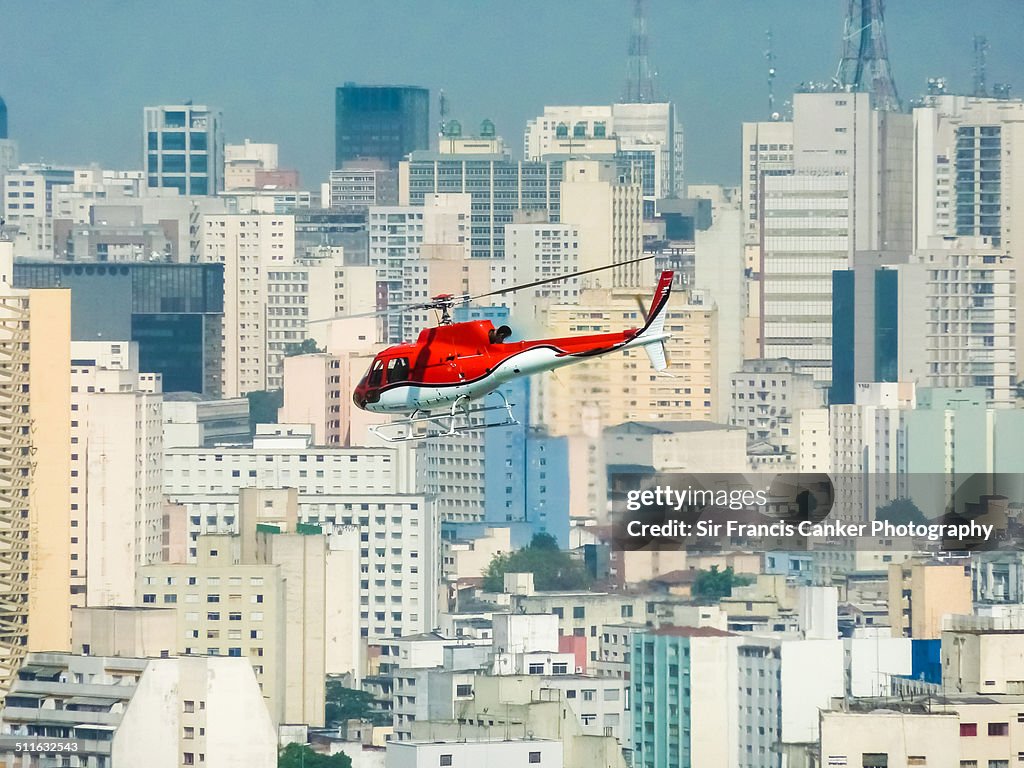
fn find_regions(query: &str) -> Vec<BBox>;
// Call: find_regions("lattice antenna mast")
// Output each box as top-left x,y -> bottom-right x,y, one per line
973,34 -> 989,97
834,0 -> 901,111
766,29 -> 778,119
623,0 -> 656,103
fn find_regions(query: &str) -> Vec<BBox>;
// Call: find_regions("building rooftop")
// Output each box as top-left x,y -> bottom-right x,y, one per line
648,626 -> 735,638
606,420 -> 742,435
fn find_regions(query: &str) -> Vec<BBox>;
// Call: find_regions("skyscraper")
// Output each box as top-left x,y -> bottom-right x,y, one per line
144,104 -> 223,195
334,84 -> 429,169
0,95 -> 7,139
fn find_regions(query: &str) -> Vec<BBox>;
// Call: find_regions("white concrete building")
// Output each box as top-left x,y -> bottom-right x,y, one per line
913,236 -> 1017,405
560,160 -> 645,289
741,121 -> 795,247
760,170 -> 851,384
387,738 -> 562,768
201,212 -> 293,396
729,358 -> 825,466
69,341 -> 164,609
144,104 -> 223,196
525,102 -> 684,199
504,221 -> 581,326
162,393 -> 249,448
0,652 -> 276,768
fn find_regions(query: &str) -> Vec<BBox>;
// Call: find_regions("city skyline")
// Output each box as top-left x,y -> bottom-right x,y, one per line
3,0 -> 1023,186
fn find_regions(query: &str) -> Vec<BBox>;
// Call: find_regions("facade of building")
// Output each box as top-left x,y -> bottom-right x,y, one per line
144,104 -> 223,195
0,652 -> 276,768
0,249 -> 73,689
631,627 -> 740,768
2,164 -> 76,255
14,260 -> 225,396
760,170 -> 851,384
888,560 -> 973,639
399,149 -> 563,260
728,358 -> 824,464
69,341 -> 164,609
335,84 -> 430,169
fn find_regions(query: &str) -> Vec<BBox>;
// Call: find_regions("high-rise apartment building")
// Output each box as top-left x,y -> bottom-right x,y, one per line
631,627 -> 740,768
14,260 -> 225,396
0,652 -> 277,767
335,84 -> 429,169
0,239 -> 72,693
69,341 -> 164,608
728,358 -> 825,464
2,164 -> 75,255
760,170 -> 851,384
560,160 -> 644,289
144,104 -> 223,195
541,287 -> 717,435
400,148 -> 563,260
329,160 -> 398,208
525,103 -> 684,202
740,121 -> 794,247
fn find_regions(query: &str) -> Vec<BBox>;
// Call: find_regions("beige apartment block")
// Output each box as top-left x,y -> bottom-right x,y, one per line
888,559 -> 973,639
540,287 -> 717,436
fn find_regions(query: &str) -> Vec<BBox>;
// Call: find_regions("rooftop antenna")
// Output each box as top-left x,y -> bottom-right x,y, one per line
973,34 -> 989,97
766,29 -> 779,120
834,0 -> 901,111
438,89 -> 450,136
623,0 -> 656,103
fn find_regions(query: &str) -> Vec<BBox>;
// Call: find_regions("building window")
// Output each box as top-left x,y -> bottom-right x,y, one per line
988,722 -> 1009,736
184,700 -> 195,713
529,752 -> 542,764
572,606 -> 585,619
960,723 -> 977,737
455,684 -> 472,697
861,755 -> 887,768
440,755 -> 452,767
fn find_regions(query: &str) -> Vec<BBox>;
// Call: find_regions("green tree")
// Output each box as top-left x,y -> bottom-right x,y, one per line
875,498 -> 928,525
279,743 -> 351,768
692,566 -> 752,601
325,681 -> 389,727
482,533 -> 591,592
246,389 -> 283,432
284,338 -> 324,357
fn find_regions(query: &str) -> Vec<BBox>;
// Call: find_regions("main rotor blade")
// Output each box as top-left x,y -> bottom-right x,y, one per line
308,299 -> 447,324
466,254 -> 657,302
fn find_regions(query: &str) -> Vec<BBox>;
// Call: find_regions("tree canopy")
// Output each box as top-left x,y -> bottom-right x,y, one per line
325,681 -> 389,727
875,497 -> 928,526
246,389 -> 283,432
279,743 -> 351,768
284,338 -> 324,357
692,566 -> 752,601
482,533 -> 591,592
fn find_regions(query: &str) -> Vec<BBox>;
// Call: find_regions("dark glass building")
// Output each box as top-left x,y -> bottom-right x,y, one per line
334,84 -> 429,169
13,261 -> 224,396
0,95 -> 7,139
830,267 -> 900,405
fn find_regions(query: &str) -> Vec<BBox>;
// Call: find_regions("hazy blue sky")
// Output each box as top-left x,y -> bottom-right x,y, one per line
3,1 -> 1023,186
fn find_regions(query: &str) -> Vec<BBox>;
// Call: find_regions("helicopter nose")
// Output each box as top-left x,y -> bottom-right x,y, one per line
353,390 -> 366,409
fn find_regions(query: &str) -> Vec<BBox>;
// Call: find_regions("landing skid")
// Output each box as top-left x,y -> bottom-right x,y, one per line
369,392 -> 518,443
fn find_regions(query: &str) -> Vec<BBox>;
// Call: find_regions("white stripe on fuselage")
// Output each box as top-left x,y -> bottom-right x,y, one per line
364,332 -> 669,415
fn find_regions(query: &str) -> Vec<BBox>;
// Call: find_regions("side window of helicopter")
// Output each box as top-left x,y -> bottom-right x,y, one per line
386,357 -> 410,383
367,359 -> 384,388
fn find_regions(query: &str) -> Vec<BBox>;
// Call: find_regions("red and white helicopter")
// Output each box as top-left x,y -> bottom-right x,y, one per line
338,258 -> 674,442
